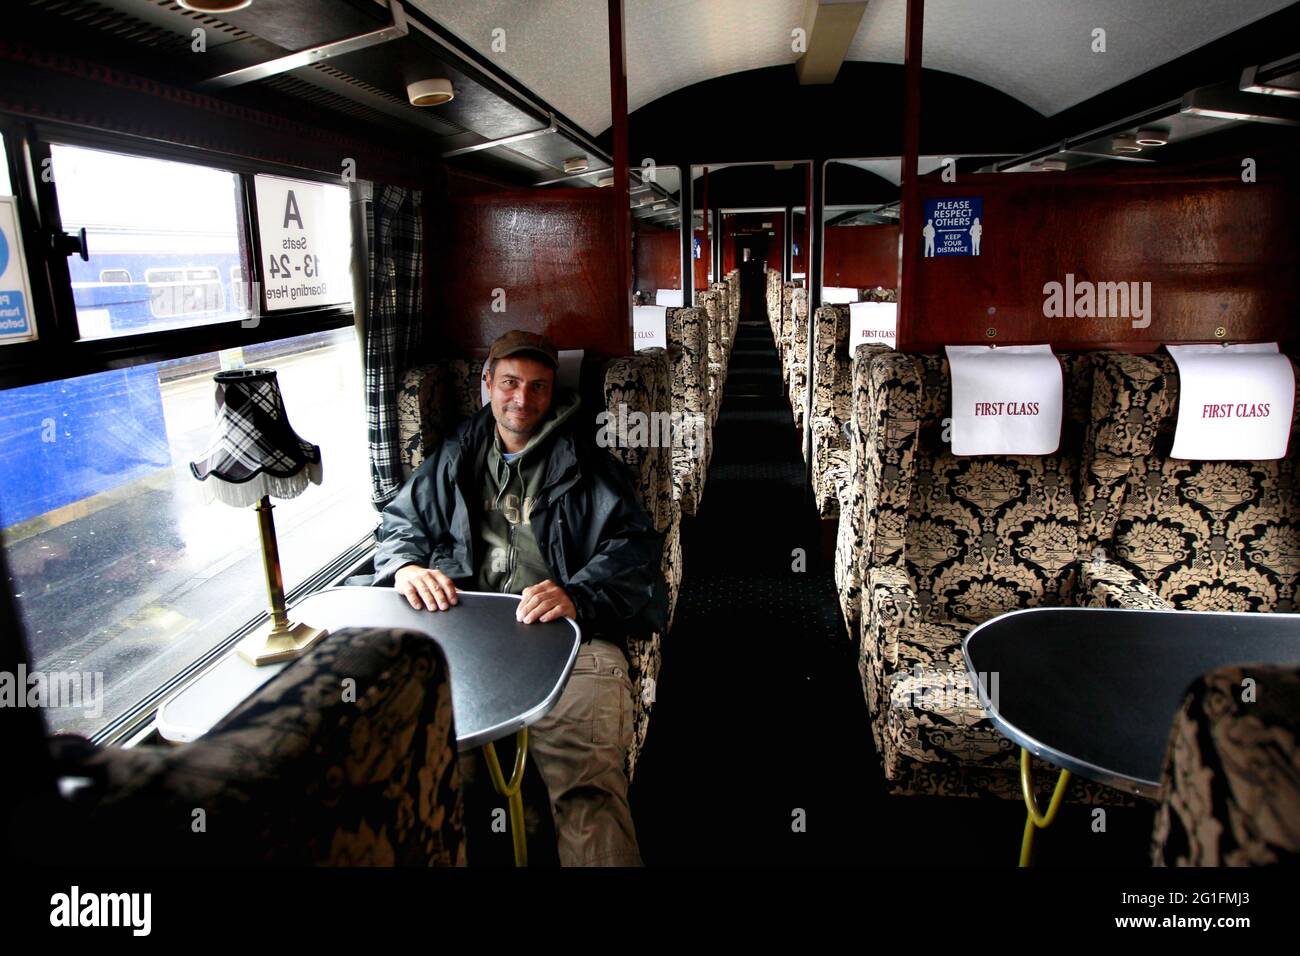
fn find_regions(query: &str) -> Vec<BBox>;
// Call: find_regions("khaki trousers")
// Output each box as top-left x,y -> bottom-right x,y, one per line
527,638 -> 643,866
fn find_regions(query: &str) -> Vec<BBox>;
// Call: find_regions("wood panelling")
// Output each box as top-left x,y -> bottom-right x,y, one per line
634,225 -> 681,295
823,225 -> 899,289
434,188 -> 628,356
901,164 -> 1300,352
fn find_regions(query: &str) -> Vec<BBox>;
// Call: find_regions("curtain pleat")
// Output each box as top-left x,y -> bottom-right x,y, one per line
365,185 -> 424,509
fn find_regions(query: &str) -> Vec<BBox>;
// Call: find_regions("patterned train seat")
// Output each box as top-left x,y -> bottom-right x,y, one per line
858,350 -> 1125,801
1079,350 -> 1300,612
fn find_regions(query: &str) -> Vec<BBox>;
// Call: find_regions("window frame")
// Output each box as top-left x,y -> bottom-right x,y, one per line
0,117 -> 379,745
0,117 -> 361,390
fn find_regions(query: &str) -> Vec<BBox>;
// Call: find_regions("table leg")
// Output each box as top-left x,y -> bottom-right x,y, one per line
483,727 -> 529,867
1018,746 -> 1071,867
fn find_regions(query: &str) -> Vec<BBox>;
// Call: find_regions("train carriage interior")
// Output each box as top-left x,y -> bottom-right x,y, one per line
2,0 -> 1300,930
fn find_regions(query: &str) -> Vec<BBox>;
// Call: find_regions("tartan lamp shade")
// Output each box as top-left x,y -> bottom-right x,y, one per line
190,368 -> 323,508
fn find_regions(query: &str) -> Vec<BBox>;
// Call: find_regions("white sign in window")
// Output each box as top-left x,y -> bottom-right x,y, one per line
0,197 -> 36,344
254,175 -> 352,312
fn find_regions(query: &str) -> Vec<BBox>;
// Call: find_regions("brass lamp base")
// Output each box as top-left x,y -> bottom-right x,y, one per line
235,620 -> 329,666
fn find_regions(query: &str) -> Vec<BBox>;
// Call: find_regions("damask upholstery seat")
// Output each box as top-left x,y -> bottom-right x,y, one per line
603,349 -> 681,780
810,304 -> 853,515
712,280 -> 733,379
784,288 -> 810,431
56,626 -> 465,866
765,268 -> 782,339
1153,662 -> 1300,866
698,289 -> 725,426
833,342 -> 895,640
778,282 -> 796,367
859,351 -> 1123,800
667,305 -> 711,515
398,357 -> 485,477
1078,351 -> 1300,612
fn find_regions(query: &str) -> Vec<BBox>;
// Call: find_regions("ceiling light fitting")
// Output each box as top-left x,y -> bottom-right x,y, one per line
407,78 -> 454,107
177,0 -> 254,11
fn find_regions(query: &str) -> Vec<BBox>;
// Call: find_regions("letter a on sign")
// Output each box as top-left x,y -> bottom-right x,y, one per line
283,190 -> 304,230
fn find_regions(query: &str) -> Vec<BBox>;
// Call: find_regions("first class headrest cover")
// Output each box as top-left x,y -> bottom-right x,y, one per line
1167,343 -> 1295,460
944,345 -> 1064,456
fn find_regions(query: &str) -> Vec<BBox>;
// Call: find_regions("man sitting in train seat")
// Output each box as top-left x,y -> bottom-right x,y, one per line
372,329 -> 668,867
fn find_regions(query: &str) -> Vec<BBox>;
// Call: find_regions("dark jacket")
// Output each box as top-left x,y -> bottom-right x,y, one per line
373,400 -> 669,643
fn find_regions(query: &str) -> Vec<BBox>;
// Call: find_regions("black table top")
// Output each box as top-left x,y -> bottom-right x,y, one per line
963,607 -> 1300,797
295,587 -> 580,750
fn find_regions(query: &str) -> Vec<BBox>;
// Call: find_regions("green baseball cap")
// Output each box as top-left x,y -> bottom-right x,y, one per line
488,329 -> 559,369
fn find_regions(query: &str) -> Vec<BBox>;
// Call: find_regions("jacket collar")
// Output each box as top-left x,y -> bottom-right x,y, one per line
456,403 -> 581,497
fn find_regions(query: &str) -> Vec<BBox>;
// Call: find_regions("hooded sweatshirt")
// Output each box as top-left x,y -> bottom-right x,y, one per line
473,391 -> 582,594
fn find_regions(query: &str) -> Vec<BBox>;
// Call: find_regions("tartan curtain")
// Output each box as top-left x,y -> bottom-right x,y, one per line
365,185 -> 424,508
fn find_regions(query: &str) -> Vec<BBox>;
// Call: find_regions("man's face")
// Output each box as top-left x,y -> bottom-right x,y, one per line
487,355 -> 555,439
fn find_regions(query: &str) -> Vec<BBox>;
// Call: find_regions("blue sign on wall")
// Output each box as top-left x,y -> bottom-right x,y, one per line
0,197 -> 34,340
922,197 -> 984,257
692,236 -> 701,260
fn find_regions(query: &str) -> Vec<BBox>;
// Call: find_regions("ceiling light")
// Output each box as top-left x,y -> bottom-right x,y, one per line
563,156 -> 589,174
1111,134 -> 1142,153
653,202 -> 667,210
1037,159 -> 1069,171
406,78 -> 454,107
597,176 -> 615,188
1135,128 -> 1168,146
177,0 -> 253,10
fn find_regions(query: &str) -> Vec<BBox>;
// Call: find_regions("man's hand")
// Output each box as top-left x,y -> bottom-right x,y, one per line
517,579 -> 576,624
394,565 -> 459,611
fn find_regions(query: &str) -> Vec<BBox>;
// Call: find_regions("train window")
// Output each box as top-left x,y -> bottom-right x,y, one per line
98,269 -> 131,284
48,143 -> 251,340
252,174 -> 351,313
0,325 -> 375,738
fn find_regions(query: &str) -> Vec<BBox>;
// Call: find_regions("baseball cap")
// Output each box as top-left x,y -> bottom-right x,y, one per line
488,329 -> 559,369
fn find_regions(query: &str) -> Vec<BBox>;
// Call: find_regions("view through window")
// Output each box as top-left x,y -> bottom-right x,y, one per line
0,326 -> 377,737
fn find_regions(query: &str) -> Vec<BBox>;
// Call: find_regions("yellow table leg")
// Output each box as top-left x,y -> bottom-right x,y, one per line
483,727 -> 529,867
1019,746 -> 1071,867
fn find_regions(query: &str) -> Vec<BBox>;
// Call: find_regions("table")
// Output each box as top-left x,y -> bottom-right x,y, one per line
962,606 -> 1300,865
158,586 -> 581,865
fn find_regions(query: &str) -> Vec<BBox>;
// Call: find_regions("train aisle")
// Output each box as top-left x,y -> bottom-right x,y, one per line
630,308 -> 1159,867
630,311 -> 877,864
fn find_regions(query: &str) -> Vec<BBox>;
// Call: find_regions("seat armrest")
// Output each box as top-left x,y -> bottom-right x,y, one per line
1079,558 -> 1173,610
811,415 -> 847,457
866,565 -> 918,672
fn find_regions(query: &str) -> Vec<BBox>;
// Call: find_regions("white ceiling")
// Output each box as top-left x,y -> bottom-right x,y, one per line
409,0 -> 1294,136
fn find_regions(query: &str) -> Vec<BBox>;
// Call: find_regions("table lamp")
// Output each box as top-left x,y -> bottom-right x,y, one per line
189,368 -> 328,665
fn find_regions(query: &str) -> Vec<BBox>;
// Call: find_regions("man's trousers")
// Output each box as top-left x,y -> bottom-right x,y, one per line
527,638 -> 642,866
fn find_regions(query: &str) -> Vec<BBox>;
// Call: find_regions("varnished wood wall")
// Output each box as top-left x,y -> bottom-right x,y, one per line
823,224 -> 899,289
433,188 -> 628,356
901,163 -> 1300,351
634,224 -> 681,296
